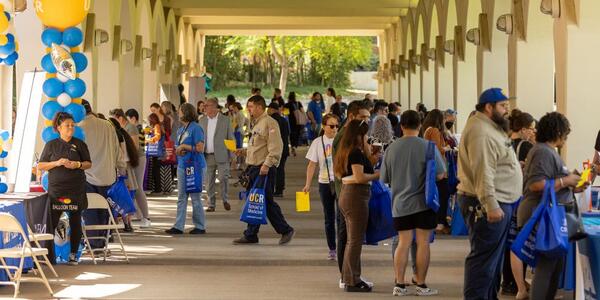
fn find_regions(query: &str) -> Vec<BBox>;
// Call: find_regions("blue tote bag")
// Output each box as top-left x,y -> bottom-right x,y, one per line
366,180 -> 397,245
146,136 -> 164,157
107,176 -> 137,216
425,141 -> 440,212
240,176 -> 268,225
536,179 -> 569,258
446,151 -> 459,195
184,156 -> 203,193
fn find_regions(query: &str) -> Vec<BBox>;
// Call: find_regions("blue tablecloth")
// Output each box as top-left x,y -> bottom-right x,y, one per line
0,201 -> 33,281
578,212 -> 600,299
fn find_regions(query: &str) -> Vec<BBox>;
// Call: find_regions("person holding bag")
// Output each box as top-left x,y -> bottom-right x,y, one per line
165,103 -> 207,235
302,114 -> 340,260
333,119 -> 379,293
516,112 -> 588,300
145,113 -> 169,194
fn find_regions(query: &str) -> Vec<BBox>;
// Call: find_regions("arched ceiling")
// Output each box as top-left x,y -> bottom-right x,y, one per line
162,0 -> 419,36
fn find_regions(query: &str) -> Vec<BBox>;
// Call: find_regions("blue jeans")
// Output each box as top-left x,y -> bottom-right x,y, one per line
458,194 -> 513,300
318,183 -> 337,251
243,166 -> 293,241
234,131 -> 243,149
174,167 -> 206,231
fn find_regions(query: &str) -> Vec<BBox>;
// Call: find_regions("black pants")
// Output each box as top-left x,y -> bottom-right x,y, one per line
318,183 -> 337,251
436,178 -> 450,227
275,155 -> 288,194
50,209 -> 82,254
151,157 -> 162,193
243,166 -> 294,241
290,125 -> 301,148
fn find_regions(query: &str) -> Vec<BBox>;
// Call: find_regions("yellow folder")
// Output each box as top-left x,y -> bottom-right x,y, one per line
577,168 -> 591,188
224,139 -> 237,151
296,192 -> 310,212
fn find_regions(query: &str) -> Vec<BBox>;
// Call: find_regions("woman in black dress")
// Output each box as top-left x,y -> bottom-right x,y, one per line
284,91 -> 304,156
38,112 -> 92,265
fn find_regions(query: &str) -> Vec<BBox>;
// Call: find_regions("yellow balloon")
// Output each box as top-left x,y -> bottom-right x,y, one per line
0,35 -> 7,46
72,98 -> 82,104
44,120 -> 53,126
45,73 -> 56,79
70,46 -> 80,52
34,0 -> 90,30
0,15 -> 8,32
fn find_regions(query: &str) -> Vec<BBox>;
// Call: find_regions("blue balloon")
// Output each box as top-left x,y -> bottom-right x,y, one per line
0,131 -> 8,141
0,41 -> 15,56
41,53 -> 56,73
3,52 -> 18,66
71,52 -> 88,73
6,34 -> 14,44
41,100 -> 64,120
64,103 -> 85,123
0,167 -> 7,172
4,12 -> 10,22
0,183 -> 7,194
41,28 -> 62,48
0,150 -> 6,158
64,78 -> 86,98
73,126 -> 85,141
41,173 -> 49,192
43,78 -> 64,98
41,126 -> 59,143
62,27 -> 83,47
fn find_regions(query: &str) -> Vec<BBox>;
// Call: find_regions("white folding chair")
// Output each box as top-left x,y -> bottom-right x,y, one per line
0,213 -> 53,298
26,224 -> 58,277
81,193 -> 129,264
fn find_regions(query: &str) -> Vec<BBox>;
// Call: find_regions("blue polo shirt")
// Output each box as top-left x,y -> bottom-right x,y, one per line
175,121 -> 206,169
307,100 -> 323,124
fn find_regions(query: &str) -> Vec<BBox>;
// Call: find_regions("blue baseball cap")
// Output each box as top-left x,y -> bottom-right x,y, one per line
479,88 -> 510,105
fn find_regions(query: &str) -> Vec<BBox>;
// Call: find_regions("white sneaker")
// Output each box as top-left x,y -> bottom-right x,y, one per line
339,278 -> 374,289
140,218 -> 151,228
415,285 -> 438,296
393,286 -> 410,296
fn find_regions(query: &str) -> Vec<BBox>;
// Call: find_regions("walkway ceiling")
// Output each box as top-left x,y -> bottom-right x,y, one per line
163,0 -> 417,36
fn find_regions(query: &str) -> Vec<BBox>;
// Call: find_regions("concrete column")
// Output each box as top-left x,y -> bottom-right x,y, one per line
564,1 -> 600,168
513,2 -> 555,120
480,1 -> 510,93
93,0 -> 120,115
390,24 -> 400,102
377,35 -> 385,98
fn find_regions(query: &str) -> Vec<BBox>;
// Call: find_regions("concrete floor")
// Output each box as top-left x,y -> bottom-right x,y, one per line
3,148 -> 572,299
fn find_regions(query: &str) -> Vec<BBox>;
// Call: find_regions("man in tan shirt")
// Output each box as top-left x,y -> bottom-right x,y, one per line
233,95 -> 295,245
457,88 -> 522,300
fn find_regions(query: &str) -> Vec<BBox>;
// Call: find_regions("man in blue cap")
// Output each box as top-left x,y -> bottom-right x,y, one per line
456,88 -> 522,300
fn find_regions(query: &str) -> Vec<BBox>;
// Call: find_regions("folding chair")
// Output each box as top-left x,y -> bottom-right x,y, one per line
26,225 -> 58,277
0,213 -> 53,298
81,193 -> 129,264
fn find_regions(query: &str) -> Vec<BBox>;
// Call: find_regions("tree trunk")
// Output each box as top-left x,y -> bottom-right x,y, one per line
269,36 -> 288,96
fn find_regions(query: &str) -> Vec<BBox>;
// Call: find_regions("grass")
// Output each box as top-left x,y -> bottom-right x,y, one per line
205,84 -> 372,104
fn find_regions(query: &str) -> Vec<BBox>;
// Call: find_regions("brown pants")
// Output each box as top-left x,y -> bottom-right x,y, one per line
339,184 -> 371,286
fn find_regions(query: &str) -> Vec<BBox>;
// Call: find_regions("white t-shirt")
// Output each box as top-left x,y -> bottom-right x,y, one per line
306,135 -> 335,184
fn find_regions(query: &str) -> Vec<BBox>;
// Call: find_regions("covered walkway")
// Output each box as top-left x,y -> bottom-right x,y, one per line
17,149 -> 476,299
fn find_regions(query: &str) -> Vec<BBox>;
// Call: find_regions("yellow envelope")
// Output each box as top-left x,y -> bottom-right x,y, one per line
296,192 -> 310,212
577,168 -> 591,187
224,139 -> 237,151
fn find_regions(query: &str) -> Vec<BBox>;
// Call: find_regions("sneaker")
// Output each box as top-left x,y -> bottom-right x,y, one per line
233,236 -> 258,244
206,207 -> 216,212
345,281 -> 372,293
67,253 -> 78,266
189,228 -> 206,234
393,285 -> 410,296
415,285 -> 439,296
339,278 -> 373,289
501,281 -> 518,296
165,228 -> 183,235
140,218 -> 152,228
279,230 -> 295,245
327,250 -> 336,261
123,222 -> 134,233
223,202 -> 231,211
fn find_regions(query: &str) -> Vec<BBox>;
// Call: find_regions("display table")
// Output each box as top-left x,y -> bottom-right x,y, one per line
578,212 -> 600,300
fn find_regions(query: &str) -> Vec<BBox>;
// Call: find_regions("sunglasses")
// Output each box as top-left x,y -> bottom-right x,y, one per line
325,124 -> 339,129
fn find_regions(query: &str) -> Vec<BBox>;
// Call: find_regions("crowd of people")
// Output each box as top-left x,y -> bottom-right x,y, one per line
37,85 -> 593,299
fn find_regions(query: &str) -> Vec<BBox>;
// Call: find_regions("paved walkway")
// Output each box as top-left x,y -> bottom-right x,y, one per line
7,148 -> 571,299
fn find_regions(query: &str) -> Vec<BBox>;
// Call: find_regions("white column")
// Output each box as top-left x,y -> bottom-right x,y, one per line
480,1 -> 511,93
93,0 -> 120,115
564,2 -> 600,168
514,3 -> 554,120
456,1 -> 481,133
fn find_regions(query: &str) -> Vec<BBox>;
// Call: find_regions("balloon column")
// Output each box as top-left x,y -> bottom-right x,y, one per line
0,130 -> 9,194
0,3 -> 19,66
35,0 -> 89,146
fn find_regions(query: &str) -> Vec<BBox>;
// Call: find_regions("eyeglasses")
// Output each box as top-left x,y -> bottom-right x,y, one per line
326,124 -> 339,129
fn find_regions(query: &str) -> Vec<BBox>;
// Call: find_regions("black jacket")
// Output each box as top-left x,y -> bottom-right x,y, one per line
270,113 -> 290,157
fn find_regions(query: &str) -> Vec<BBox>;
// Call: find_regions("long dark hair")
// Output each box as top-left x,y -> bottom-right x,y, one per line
109,118 -> 139,168
421,109 -> 444,136
334,120 -> 370,178
508,109 -> 535,132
